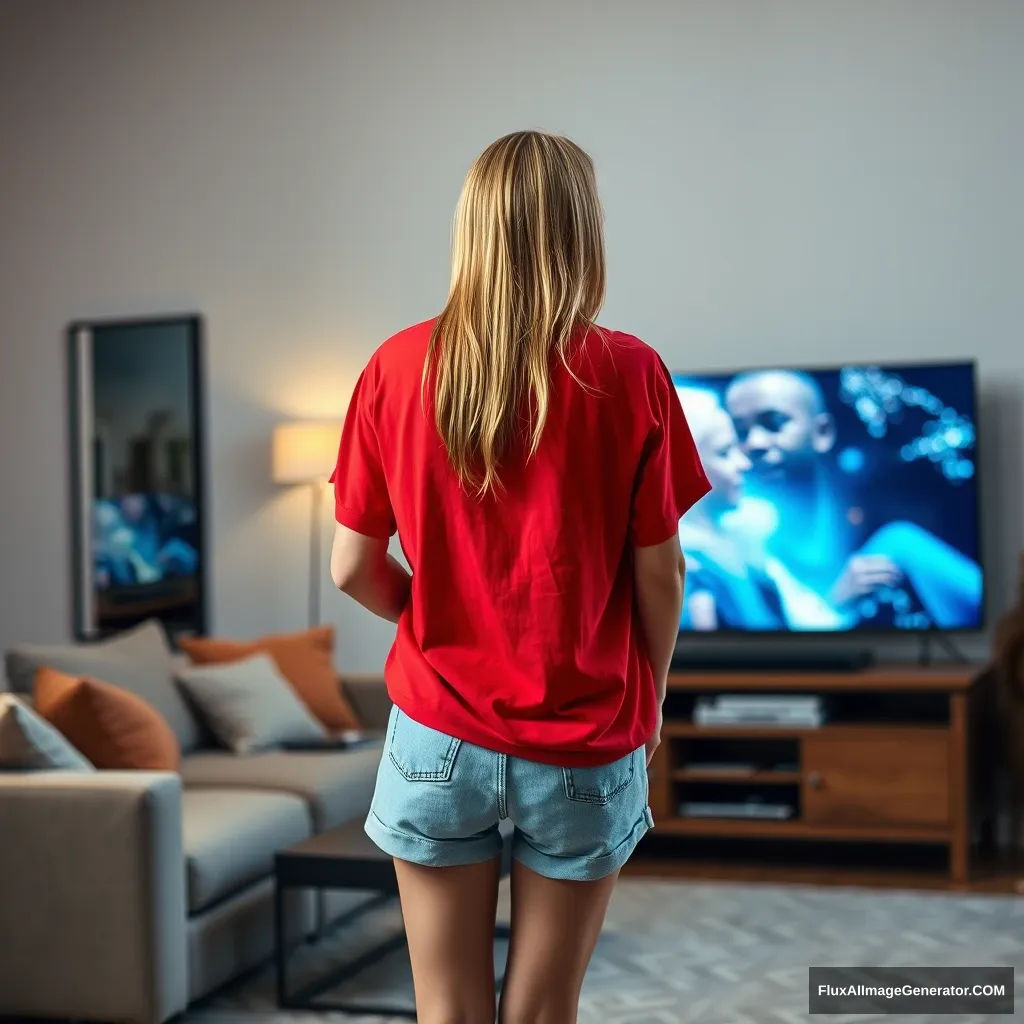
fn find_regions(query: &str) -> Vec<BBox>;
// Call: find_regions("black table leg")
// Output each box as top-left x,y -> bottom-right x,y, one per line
276,894 -> 512,1017
300,924 -> 512,1018
288,929 -> 416,1017
276,889 -> 413,1014
274,878 -> 287,1007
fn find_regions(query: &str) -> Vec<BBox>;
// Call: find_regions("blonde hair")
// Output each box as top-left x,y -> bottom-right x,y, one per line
426,130 -> 606,496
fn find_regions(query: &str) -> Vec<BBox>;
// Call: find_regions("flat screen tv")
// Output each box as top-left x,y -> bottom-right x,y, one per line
672,361 -> 983,634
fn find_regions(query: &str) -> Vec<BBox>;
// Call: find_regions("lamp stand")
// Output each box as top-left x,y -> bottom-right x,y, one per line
308,481 -> 323,629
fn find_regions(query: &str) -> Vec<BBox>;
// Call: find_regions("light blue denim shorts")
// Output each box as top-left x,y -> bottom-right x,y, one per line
365,706 -> 654,881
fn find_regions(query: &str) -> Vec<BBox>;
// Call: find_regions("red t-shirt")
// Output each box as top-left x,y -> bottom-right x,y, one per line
331,319 -> 710,766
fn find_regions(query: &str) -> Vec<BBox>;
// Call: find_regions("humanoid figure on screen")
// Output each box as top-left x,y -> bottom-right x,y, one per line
723,369 -> 982,630
675,385 -> 842,632
674,386 -> 788,631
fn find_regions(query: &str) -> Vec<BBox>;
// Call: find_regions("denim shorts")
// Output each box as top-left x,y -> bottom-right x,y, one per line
364,705 -> 654,881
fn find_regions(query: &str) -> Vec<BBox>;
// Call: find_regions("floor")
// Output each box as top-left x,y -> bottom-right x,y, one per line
187,877 -> 1024,1023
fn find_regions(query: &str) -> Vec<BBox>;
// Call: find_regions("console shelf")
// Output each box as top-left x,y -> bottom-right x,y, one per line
662,723 -> 948,739
655,819 -> 953,843
641,665 -> 995,888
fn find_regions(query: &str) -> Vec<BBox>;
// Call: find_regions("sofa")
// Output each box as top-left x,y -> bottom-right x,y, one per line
0,623 -> 391,1024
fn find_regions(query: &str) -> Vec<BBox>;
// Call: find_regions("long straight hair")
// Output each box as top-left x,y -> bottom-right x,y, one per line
425,131 -> 606,496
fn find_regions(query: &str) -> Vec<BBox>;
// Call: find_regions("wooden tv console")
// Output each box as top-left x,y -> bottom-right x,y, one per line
641,665 -> 993,889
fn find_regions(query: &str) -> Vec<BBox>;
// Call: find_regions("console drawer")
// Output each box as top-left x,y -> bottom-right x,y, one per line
802,733 -> 949,829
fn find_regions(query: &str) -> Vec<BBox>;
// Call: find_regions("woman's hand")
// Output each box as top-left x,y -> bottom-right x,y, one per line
645,704 -> 663,767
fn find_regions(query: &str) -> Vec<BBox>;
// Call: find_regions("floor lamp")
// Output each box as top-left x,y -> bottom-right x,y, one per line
272,421 -> 342,629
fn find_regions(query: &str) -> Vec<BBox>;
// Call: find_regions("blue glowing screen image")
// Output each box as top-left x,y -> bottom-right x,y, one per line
672,362 -> 982,633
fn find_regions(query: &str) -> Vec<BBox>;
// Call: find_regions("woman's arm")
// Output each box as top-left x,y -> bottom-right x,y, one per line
634,535 -> 685,765
634,536 -> 685,703
330,523 -> 411,624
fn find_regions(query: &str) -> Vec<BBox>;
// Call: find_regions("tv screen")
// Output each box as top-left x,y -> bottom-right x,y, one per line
672,361 -> 982,633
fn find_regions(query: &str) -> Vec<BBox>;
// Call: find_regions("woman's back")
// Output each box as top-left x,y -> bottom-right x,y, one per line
333,318 -> 706,765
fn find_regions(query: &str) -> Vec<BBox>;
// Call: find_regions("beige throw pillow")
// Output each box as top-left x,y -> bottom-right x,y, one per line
175,653 -> 326,754
0,693 -> 95,771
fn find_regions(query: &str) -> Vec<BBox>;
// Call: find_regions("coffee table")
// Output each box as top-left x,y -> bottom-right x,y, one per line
274,818 -> 513,1017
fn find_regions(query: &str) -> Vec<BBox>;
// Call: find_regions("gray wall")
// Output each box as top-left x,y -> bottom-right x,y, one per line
1,0 -> 1021,669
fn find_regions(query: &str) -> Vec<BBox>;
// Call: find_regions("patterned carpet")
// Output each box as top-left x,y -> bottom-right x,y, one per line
188,878 -> 1024,1023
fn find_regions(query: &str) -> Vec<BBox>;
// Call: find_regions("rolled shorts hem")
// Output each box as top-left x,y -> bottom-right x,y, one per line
511,806 -> 655,881
364,811 -> 504,868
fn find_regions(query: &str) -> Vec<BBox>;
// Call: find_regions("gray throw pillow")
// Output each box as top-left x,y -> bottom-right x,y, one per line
0,694 -> 95,771
4,619 -> 202,752
175,653 -> 327,754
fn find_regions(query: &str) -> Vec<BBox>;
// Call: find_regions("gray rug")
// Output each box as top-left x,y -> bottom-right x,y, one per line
189,879 -> 1024,1023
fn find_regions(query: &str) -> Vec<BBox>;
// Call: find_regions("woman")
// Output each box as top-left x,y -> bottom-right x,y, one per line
329,131 -> 710,1024
674,386 -> 788,631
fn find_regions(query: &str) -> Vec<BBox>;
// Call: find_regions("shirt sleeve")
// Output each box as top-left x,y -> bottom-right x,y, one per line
630,358 -> 712,547
328,364 -> 396,539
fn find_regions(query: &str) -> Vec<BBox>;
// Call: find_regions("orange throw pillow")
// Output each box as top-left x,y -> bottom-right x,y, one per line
178,626 -> 361,731
34,667 -> 181,771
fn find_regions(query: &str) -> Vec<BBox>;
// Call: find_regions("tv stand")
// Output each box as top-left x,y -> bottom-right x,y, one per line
672,645 -> 874,674
637,664 -> 993,889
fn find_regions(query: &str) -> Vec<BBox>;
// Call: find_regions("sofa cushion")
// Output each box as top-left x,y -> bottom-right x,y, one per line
0,694 -> 94,771
178,626 -> 361,731
36,667 -> 182,771
176,653 -> 327,754
181,743 -> 382,831
182,788 -> 311,913
5,619 -> 202,752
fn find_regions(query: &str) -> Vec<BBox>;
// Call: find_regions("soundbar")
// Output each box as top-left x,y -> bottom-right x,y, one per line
671,646 -> 875,674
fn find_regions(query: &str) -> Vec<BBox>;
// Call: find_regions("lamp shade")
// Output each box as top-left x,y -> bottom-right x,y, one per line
272,421 -> 343,485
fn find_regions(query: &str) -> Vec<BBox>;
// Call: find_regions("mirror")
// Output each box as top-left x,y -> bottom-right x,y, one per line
68,314 -> 207,641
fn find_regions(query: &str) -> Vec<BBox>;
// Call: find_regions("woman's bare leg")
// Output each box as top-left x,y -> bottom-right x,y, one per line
498,860 -> 618,1024
394,856 -> 501,1024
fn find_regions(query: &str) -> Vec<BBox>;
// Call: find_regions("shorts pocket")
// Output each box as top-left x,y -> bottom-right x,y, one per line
388,708 -> 461,782
562,749 -> 636,805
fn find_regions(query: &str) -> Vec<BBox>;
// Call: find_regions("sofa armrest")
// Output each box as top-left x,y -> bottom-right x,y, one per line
343,674 -> 392,731
0,771 -> 188,1024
